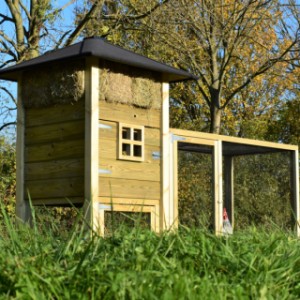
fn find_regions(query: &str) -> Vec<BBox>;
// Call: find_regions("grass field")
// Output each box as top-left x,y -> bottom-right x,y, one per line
1,207 -> 300,299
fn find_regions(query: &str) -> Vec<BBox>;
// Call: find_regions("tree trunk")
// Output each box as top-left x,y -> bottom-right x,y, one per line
210,105 -> 222,134
209,85 -> 222,134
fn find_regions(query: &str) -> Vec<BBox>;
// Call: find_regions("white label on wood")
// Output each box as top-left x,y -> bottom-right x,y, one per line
98,169 -> 112,175
152,151 -> 161,160
171,134 -> 186,143
99,123 -> 112,130
98,204 -> 112,210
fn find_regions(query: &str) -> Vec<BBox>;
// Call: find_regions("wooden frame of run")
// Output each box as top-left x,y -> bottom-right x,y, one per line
169,128 -> 300,237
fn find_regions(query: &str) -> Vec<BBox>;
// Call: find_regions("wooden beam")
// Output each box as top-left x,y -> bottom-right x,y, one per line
83,57 -> 100,232
26,100 -> 85,127
224,156 -> 234,228
161,83 -> 172,231
170,128 -> 298,151
98,177 -> 160,199
290,150 -> 300,237
172,139 -> 179,228
99,101 -> 160,128
16,76 -> 32,223
213,140 -> 223,235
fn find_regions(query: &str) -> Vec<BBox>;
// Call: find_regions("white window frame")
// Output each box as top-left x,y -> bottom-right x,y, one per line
118,123 -> 144,162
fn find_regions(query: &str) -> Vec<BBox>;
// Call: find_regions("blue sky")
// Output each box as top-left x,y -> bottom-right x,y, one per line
0,1 -> 84,139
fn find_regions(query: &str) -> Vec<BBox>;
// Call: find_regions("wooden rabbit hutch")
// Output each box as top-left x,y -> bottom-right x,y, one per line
0,37 -> 299,235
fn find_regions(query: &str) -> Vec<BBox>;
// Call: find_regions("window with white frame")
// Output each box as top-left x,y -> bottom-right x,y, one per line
118,123 -> 144,161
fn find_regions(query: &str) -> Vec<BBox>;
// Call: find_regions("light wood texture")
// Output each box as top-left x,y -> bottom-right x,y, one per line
25,139 -> 84,162
99,138 -> 160,164
99,120 -> 160,147
99,101 -> 160,128
97,197 -> 160,233
172,138 -> 178,227
98,197 -> 159,206
290,150 -> 300,237
25,100 -> 85,127
99,120 -> 160,165
224,156 -> 234,228
213,140 -> 223,236
176,136 -> 215,146
118,123 -> 144,162
84,57 -> 100,231
25,119 -> 84,146
25,177 -> 84,199
25,159 -> 84,180
161,83 -> 171,230
16,77 -> 32,223
98,117 -> 161,203
23,73 -> 85,207
98,177 -> 160,199
170,128 -> 298,151
99,158 -> 160,181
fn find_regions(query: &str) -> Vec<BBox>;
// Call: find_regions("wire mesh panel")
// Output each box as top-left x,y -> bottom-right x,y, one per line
234,152 -> 293,230
104,211 -> 151,235
177,150 -> 213,229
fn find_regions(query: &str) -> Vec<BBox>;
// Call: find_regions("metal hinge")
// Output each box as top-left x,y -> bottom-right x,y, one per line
152,151 -> 161,160
171,134 -> 186,143
99,123 -> 112,130
98,169 -> 112,175
98,204 -> 112,210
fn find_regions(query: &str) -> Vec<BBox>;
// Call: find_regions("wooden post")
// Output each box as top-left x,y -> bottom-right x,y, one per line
224,155 -> 234,228
213,140 -> 223,235
290,150 -> 300,236
16,76 -> 31,223
83,57 -> 100,232
161,82 -> 172,231
172,139 -> 179,228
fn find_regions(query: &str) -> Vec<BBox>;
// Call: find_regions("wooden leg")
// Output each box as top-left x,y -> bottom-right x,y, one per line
290,150 -> 300,236
84,57 -> 99,233
224,155 -> 234,228
213,140 -> 223,235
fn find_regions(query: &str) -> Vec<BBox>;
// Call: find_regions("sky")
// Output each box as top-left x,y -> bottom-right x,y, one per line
0,1 -> 83,140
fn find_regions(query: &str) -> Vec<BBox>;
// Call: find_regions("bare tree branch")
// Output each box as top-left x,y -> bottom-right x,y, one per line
0,122 -> 16,131
64,0 -> 105,46
0,87 -> 16,105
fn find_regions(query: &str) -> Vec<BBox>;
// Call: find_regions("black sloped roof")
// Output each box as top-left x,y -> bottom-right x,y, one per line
0,37 -> 197,82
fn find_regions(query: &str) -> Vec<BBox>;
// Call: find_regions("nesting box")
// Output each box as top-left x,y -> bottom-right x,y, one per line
0,37 -> 195,233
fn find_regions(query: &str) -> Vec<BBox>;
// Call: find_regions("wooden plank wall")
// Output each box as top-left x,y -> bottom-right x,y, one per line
98,101 -> 161,214
24,100 -> 85,205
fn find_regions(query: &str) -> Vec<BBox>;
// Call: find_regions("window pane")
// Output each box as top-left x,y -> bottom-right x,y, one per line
133,129 -> 142,141
122,143 -> 131,156
133,145 -> 142,157
122,127 -> 131,139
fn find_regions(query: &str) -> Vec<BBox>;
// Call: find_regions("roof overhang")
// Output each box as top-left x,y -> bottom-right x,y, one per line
0,37 -> 197,83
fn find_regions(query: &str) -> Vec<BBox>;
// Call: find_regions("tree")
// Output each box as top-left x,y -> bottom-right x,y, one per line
0,136 -> 16,217
157,0 -> 300,133
96,1 -> 300,134
0,0 -> 108,132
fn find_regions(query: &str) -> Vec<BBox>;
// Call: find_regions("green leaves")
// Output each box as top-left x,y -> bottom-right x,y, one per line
0,137 -> 16,219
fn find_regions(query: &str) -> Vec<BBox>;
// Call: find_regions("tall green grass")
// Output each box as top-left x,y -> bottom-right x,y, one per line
1,206 -> 300,299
